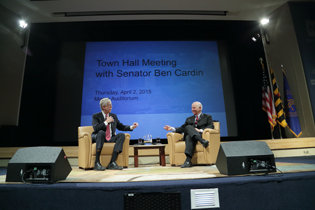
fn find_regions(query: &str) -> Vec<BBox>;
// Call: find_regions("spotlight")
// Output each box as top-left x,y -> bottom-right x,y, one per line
260,18 -> 269,25
19,20 -> 28,29
251,37 -> 257,42
260,18 -> 270,44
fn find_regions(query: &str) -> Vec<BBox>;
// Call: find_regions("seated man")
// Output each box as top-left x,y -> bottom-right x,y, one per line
163,101 -> 214,168
92,98 -> 138,171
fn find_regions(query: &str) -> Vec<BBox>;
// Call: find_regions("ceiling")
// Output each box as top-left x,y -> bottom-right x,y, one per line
0,0 -> 310,23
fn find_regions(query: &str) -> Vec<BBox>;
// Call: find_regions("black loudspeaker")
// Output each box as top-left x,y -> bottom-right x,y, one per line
6,147 -> 72,183
216,141 -> 276,175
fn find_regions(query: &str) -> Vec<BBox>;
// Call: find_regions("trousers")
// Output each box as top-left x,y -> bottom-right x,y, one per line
92,131 -> 125,153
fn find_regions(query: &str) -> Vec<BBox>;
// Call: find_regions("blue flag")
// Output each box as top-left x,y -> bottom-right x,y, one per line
283,71 -> 302,137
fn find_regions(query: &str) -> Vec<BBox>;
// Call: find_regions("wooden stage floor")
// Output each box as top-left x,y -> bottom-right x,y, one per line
1,156 -> 315,184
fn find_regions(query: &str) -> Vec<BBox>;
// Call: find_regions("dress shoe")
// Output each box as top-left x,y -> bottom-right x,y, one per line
181,161 -> 192,168
107,162 -> 123,170
94,162 -> 106,171
199,139 -> 209,148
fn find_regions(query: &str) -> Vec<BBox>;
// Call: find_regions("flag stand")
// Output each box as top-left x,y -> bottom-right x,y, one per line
270,125 -> 274,139
278,124 -> 283,139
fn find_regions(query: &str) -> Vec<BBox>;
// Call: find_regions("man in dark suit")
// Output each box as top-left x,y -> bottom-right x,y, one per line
164,101 -> 214,168
92,98 -> 138,171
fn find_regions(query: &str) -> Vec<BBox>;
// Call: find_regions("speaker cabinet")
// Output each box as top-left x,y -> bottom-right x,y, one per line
6,147 -> 72,183
216,141 -> 276,175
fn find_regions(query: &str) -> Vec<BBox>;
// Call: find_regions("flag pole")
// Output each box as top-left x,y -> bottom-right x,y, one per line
259,24 -> 276,102
281,64 -> 294,137
278,119 -> 283,139
269,62 -> 283,139
278,64 -> 286,138
260,24 -> 277,139
264,62 -> 275,107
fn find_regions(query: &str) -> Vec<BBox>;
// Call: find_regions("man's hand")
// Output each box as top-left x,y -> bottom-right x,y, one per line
132,122 -> 138,129
195,128 -> 201,133
106,116 -> 114,123
163,125 -> 172,131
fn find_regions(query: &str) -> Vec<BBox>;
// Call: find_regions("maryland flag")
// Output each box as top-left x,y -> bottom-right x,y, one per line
283,71 -> 302,137
270,68 -> 287,127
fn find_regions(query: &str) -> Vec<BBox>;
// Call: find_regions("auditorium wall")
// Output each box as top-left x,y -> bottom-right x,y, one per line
0,5 -> 26,127
263,2 -> 315,137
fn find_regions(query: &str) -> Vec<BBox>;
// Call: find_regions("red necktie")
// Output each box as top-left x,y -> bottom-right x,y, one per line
106,114 -> 111,141
195,115 -> 199,127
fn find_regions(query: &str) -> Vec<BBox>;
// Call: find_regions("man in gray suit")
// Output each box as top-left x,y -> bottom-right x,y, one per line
92,98 -> 138,171
164,101 -> 214,168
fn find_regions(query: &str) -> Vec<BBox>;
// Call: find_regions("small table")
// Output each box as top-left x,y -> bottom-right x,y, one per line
132,144 -> 166,167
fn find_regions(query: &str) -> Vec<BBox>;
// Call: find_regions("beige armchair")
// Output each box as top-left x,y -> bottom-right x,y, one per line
78,126 -> 130,169
167,122 -> 220,166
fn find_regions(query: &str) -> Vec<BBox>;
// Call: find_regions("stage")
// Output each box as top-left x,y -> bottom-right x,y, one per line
1,156 -> 315,210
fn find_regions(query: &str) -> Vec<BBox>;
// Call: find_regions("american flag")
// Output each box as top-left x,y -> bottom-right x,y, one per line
261,60 -> 277,130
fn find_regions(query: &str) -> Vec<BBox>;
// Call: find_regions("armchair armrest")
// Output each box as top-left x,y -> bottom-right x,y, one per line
202,128 -> 220,164
167,132 -> 184,165
202,128 -> 219,138
167,132 -> 184,144
122,133 -> 130,167
78,132 -> 93,142
78,131 -> 93,169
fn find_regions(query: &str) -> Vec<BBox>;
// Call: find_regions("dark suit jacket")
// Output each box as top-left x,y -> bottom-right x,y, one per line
91,112 -> 132,138
175,113 -> 214,134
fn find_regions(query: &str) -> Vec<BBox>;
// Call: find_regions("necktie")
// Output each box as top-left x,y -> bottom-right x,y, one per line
195,115 -> 199,127
106,114 -> 111,141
